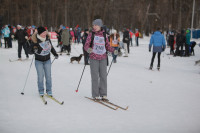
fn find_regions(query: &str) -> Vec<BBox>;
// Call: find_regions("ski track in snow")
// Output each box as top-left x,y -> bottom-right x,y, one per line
0,37 -> 200,133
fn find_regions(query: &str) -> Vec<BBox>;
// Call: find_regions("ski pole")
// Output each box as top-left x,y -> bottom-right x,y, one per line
164,51 -> 170,59
51,58 -> 56,64
107,58 -> 114,76
75,64 -> 86,92
21,54 -> 35,95
27,40 -> 31,46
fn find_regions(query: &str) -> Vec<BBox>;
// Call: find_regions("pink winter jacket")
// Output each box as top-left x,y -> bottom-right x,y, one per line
84,30 -> 114,60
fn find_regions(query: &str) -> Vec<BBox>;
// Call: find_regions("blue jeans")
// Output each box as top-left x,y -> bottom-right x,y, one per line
112,47 -> 118,61
35,59 -> 52,95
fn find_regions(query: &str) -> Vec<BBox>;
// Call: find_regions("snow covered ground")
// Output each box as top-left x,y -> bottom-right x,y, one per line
0,36 -> 200,133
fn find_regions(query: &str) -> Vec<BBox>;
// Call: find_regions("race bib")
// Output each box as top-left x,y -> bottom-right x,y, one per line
38,41 -> 51,56
93,36 -> 106,55
112,39 -> 118,44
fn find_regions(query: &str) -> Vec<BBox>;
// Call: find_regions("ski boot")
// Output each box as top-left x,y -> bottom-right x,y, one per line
149,65 -> 153,70
93,97 -> 100,102
157,65 -> 160,71
102,96 -> 109,102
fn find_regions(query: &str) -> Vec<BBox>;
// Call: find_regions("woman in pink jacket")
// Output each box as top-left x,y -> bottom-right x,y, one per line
84,19 -> 117,101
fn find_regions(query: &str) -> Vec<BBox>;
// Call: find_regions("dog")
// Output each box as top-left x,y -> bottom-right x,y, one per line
70,54 -> 83,64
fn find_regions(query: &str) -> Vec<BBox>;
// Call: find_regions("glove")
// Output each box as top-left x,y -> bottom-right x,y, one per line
25,36 -> 28,39
149,49 -> 151,52
33,46 -> 38,53
162,48 -> 165,52
114,50 -> 118,55
87,48 -> 93,54
55,54 -> 59,59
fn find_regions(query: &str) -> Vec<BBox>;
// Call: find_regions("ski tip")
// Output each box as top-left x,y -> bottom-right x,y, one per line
75,90 -> 78,93
125,106 -> 129,110
21,92 -> 24,95
61,101 -> 64,105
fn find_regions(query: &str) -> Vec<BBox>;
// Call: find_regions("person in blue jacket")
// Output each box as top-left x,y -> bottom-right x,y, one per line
2,25 -> 10,48
149,27 -> 166,70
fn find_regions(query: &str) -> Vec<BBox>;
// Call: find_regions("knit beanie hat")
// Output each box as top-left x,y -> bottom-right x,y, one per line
113,29 -> 117,34
186,29 -> 190,33
37,26 -> 46,35
92,19 -> 103,27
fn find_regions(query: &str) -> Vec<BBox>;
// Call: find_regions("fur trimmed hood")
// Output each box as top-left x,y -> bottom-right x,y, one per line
110,33 -> 120,40
31,32 -> 51,43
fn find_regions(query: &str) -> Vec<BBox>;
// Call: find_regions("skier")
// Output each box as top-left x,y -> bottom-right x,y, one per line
149,27 -> 166,70
174,30 -> 186,57
84,18 -> 117,101
60,27 -> 71,55
55,25 -> 63,47
2,25 -> 10,48
0,27 -> 2,47
168,31 -> 175,55
122,28 -> 130,57
110,29 -> 120,63
185,29 -> 191,57
70,28 -> 75,43
129,30 -> 134,47
8,25 -> 13,48
15,25 -> 29,60
135,29 -> 139,46
29,26 -> 59,96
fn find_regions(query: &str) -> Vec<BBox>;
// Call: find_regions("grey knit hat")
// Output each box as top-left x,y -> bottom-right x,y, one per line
92,19 -> 103,27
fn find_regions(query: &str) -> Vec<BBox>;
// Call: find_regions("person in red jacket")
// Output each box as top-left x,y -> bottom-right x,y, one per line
26,26 -> 32,48
129,30 -> 134,46
135,29 -> 139,46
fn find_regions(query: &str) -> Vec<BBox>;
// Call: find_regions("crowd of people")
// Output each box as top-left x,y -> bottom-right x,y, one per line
0,19 -> 198,100
166,29 -> 197,57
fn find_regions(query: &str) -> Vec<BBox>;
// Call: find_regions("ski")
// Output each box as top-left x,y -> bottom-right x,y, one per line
9,58 -> 29,62
102,100 -> 129,110
40,95 -> 47,105
44,94 -> 64,105
145,67 -> 154,71
85,97 -> 118,110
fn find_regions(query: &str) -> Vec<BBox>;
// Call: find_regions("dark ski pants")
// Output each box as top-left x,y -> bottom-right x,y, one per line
175,44 -> 184,56
136,37 -> 139,46
4,37 -> 9,48
185,44 -> 190,56
150,52 -> 161,67
127,42 -> 130,53
61,45 -> 71,54
18,42 -> 29,58
170,44 -> 174,55
8,38 -> 12,48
